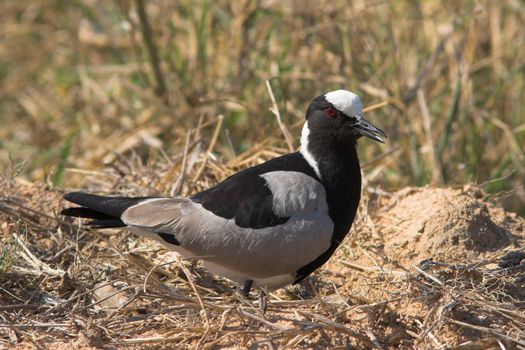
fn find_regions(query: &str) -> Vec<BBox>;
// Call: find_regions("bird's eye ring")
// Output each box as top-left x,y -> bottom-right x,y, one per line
325,107 -> 337,117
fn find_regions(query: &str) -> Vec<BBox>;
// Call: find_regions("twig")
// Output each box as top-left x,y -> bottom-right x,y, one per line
170,130 -> 192,196
237,309 -> 284,331
366,329 -> 383,349
12,233 -> 64,277
265,80 -> 294,152
0,323 -> 70,329
340,260 -> 406,276
176,256 -> 210,328
412,265 -> 444,286
192,115 -> 224,184
143,255 -> 166,293
363,100 -> 389,113
449,319 -> 525,347
0,304 -> 43,311
298,310 -> 380,348
113,335 -> 187,344
415,318 -> 443,348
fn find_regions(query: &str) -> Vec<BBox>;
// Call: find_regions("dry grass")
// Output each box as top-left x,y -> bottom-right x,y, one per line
1,0 -> 525,348
0,148 -> 524,348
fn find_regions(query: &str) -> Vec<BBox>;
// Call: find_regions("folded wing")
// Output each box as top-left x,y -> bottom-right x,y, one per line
62,161 -> 333,285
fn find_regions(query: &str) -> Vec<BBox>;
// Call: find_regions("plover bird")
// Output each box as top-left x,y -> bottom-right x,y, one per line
62,90 -> 386,295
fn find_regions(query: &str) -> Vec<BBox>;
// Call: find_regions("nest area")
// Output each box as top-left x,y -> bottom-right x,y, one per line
1,140 -> 524,349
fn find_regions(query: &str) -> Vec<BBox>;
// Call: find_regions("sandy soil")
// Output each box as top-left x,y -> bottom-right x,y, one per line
375,185 -> 523,266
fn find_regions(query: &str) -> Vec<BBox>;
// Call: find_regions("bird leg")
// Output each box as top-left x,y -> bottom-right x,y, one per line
242,279 -> 253,297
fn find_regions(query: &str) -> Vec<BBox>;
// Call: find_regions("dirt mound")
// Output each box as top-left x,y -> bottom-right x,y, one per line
374,186 -> 524,266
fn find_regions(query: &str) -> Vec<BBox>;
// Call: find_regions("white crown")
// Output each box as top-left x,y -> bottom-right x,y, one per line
325,90 -> 363,119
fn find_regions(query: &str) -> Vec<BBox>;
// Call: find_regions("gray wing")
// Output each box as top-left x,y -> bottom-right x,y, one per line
121,171 -> 334,279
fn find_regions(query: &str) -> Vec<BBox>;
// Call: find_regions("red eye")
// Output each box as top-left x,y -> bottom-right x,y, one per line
325,107 -> 337,117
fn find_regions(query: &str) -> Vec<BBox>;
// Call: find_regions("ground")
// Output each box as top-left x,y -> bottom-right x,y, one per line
1,174 -> 524,349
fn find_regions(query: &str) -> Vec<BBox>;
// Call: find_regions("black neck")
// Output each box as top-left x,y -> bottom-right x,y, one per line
294,137 -> 362,282
308,136 -> 362,243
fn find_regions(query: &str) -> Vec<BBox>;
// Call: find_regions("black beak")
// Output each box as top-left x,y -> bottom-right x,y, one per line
353,116 -> 387,143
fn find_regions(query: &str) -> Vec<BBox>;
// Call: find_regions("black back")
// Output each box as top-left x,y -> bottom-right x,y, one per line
191,152 -> 320,229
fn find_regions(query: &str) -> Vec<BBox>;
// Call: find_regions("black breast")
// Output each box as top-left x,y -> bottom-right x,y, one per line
295,147 -> 362,282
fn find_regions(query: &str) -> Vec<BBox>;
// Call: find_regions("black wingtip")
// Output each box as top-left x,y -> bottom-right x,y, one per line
88,219 -> 126,228
63,192 -> 79,202
61,207 -> 113,220
63,192 -> 101,205
61,207 -> 126,228
61,191 -> 156,228
61,207 -> 79,217
62,192 -> 149,218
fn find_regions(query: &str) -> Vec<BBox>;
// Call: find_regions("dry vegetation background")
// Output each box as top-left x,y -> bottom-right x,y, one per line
0,0 -> 524,349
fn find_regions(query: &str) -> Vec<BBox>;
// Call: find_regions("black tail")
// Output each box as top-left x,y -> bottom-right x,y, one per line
61,192 -> 153,228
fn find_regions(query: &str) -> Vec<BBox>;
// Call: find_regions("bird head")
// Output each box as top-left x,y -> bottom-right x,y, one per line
304,90 -> 386,145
